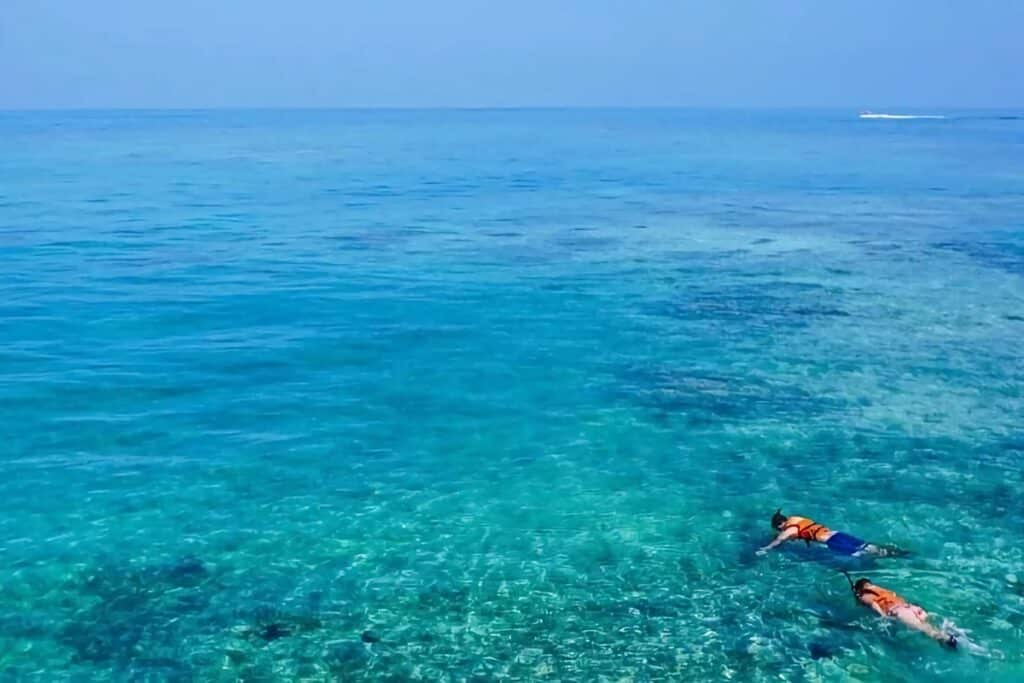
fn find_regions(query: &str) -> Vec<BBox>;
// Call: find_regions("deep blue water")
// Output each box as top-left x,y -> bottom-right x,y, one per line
1,109 -> 1023,681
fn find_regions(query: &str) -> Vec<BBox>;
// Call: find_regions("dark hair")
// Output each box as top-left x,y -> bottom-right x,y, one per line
771,509 -> 787,530
853,578 -> 871,595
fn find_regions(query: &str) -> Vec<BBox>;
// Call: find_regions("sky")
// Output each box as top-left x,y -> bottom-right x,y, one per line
2,1 -> 1022,109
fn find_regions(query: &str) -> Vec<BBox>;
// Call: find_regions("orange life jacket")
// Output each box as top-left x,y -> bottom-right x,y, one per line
782,516 -> 832,544
861,585 -> 907,614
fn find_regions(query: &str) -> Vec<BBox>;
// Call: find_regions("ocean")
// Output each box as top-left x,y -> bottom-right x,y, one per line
1,109 -> 1022,681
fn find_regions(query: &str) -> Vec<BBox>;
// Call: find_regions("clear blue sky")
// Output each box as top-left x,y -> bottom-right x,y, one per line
3,1 -> 1022,109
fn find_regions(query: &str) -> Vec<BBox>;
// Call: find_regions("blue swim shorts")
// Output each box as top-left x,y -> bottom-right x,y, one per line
826,532 -> 867,555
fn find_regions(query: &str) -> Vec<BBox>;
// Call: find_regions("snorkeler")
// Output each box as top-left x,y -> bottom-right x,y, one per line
847,575 -> 957,649
758,510 -> 908,557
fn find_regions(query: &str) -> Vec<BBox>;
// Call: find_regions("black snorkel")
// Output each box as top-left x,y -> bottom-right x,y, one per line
840,570 -> 859,603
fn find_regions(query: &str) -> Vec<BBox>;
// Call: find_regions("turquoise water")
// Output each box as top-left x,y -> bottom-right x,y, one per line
1,109 -> 1022,681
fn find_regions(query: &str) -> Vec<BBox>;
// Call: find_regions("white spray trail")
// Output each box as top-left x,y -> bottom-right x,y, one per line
940,619 -> 1000,658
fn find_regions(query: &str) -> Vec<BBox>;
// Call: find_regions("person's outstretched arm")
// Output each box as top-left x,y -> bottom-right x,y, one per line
757,527 -> 797,554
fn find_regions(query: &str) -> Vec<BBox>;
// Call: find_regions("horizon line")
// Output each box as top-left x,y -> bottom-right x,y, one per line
2,104 -> 1022,114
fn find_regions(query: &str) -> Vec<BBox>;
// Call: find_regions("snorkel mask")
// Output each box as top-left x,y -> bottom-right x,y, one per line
771,509 -> 787,530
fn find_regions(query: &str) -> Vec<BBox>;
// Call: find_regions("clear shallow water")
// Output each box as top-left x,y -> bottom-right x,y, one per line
1,109 -> 1023,681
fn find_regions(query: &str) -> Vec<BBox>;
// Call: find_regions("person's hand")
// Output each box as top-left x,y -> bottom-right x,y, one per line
755,548 -> 768,556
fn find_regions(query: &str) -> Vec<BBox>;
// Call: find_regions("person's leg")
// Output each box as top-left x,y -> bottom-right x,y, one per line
862,543 -> 910,558
891,606 -> 956,647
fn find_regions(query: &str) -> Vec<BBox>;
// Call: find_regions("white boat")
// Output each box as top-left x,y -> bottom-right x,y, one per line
859,111 -> 945,120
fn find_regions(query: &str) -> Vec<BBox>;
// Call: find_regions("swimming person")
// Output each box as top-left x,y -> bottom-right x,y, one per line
758,510 -> 908,557
849,576 -> 957,649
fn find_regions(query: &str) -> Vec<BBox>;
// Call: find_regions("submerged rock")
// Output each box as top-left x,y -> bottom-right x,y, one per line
258,623 -> 290,642
60,560 -> 214,665
236,607 -> 322,645
808,642 -> 835,660
161,556 -> 208,586
326,641 -> 370,672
